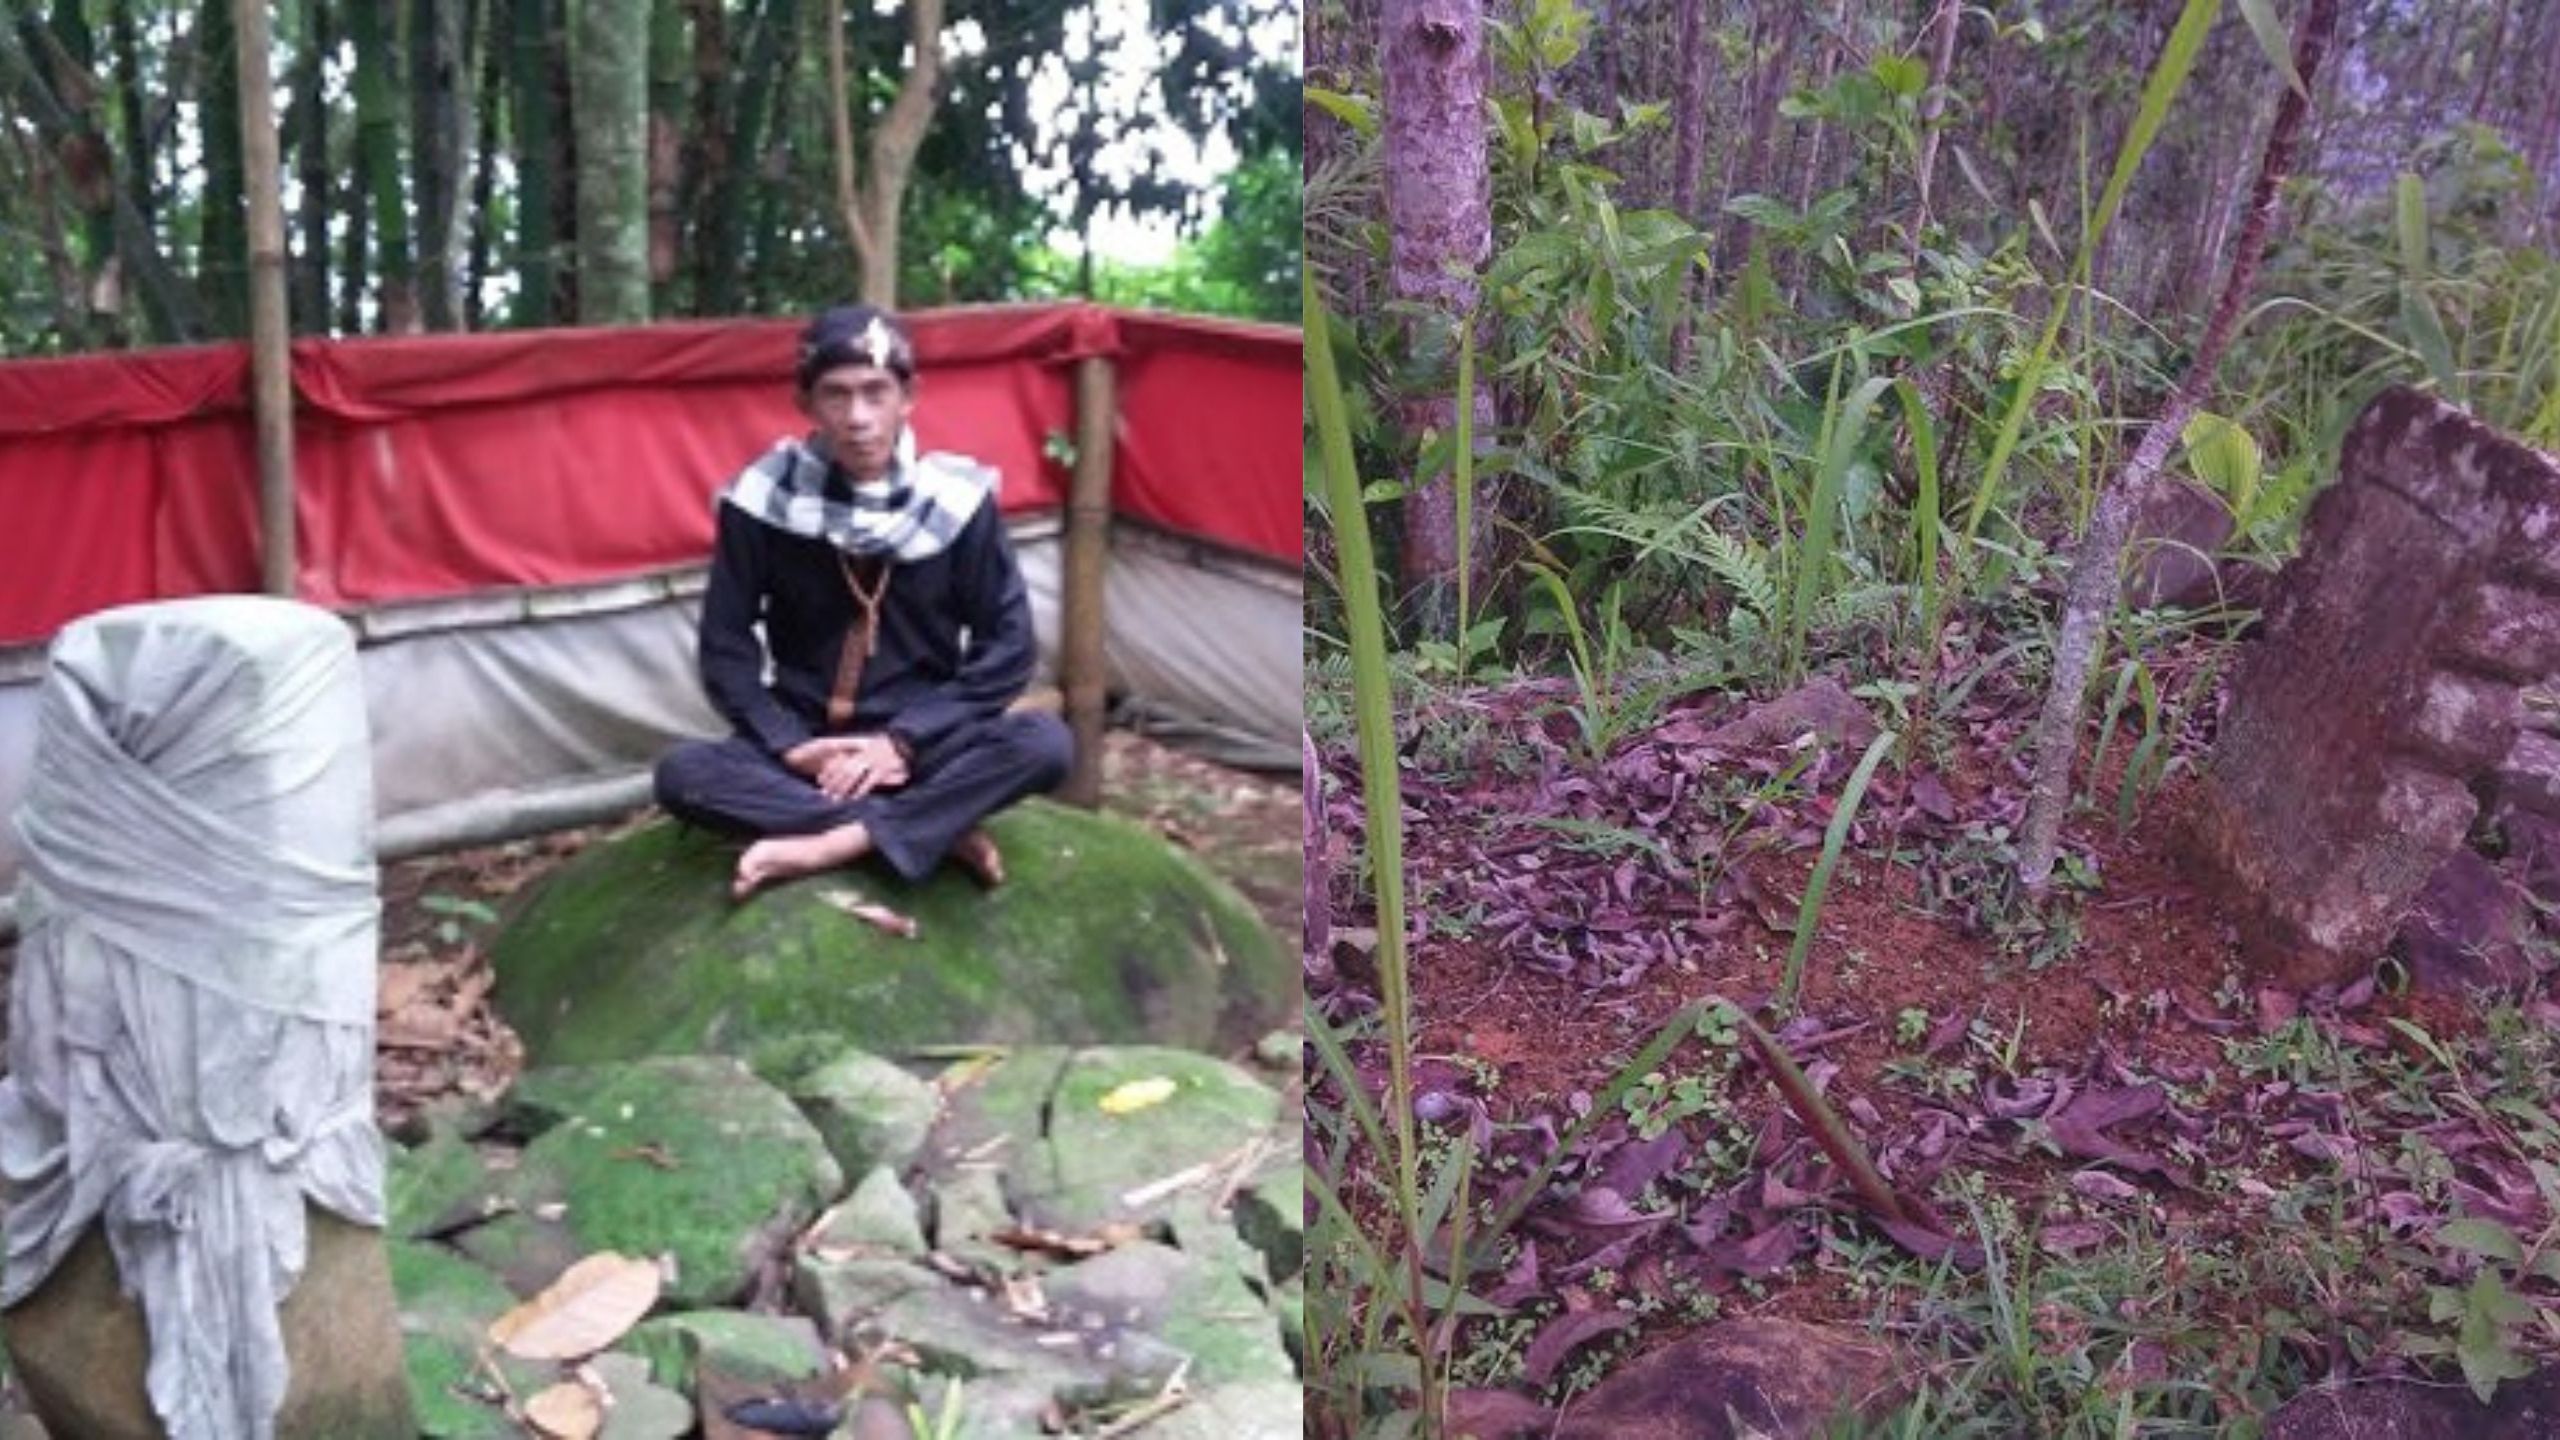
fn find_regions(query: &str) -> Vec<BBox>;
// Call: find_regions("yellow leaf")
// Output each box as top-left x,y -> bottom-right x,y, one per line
488,1252 -> 662,1360
523,1381 -> 602,1440
1098,1076 -> 1178,1115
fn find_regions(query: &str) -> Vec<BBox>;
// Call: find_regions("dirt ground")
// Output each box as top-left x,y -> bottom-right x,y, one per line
1308,648 -> 2541,1408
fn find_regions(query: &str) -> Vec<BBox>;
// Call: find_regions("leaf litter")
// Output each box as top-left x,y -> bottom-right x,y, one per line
1312,652 -> 2560,1397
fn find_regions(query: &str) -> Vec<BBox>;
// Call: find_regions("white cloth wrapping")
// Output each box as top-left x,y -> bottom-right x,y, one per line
0,596 -> 386,1440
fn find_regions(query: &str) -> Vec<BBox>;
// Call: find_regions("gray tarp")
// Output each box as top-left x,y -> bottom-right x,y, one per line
0,519 -> 1301,901
0,597 -> 384,1440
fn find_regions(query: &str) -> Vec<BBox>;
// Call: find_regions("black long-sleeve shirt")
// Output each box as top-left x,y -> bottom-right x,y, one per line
696,496 -> 1035,760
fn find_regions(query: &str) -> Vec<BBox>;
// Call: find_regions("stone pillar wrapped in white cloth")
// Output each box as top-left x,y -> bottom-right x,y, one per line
0,597 -> 410,1440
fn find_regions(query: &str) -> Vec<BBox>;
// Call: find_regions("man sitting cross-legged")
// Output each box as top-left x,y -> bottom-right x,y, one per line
654,303 -> 1072,898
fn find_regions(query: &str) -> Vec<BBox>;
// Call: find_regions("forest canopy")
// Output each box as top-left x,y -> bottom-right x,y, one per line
0,0 -> 1304,352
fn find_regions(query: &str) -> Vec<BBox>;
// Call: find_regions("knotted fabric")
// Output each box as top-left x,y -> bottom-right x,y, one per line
719,428 -> 994,563
0,596 -> 384,1440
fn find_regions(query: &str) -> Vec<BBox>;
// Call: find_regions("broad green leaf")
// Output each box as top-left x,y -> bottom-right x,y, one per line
2457,1270 -> 2536,1403
2180,411 -> 2262,517
2435,1218 -> 2525,1267
1305,87 -> 1378,139
1871,53 -> 1928,98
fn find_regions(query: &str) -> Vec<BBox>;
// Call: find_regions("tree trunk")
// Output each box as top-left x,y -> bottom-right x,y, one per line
411,0 -> 471,329
465,0 -> 504,326
743,5 -> 802,310
509,0 -> 561,324
1382,0 -> 1490,635
1721,0 -> 1802,289
4,108 -> 89,347
3,14 -> 200,340
645,0 -> 685,300
46,2 -> 121,338
697,0 -> 793,315
2015,0 -> 2342,890
572,0 -> 650,322
678,0 -> 729,314
198,0 -> 246,334
830,0 -> 945,307
107,0 -> 149,234
1668,0 -> 1711,362
351,0 -> 416,331
1906,0 -> 1959,259
235,0 -> 297,595
341,84 -> 370,334
290,0 -> 331,332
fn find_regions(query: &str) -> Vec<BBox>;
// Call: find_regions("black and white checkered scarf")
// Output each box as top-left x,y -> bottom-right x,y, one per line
718,430 -> 994,562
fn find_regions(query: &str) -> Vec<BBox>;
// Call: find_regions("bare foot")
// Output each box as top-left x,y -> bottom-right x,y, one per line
948,828 -> 1007,888
733,823 -> 871,900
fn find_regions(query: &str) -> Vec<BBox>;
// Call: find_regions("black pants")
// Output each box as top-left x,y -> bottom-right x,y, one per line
653,711 -> 1073,880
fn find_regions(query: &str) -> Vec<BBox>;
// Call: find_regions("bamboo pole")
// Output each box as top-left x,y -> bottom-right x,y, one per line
237,0 -> 294,596
1060,354 -> 1116,807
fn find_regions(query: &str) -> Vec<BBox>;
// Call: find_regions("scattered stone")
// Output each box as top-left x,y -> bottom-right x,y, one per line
2265,1367 -> 2560,1438
619,1311 -> 827,1396
864,1290 -> 1092,1390
784,1047 -> 943,1178
1234,1169 -> 1305,1283
1045,1240 -> 1296,1387
1139,1380 -> 1304,1440
2495,730 -> 2560,818
459,1056 -> 843,1307
490,803 -> 1294,1066
927,1163 -> 1019,1274
4,1213 -> 416,1440
2398,848 -> 2536,993
586,1353 -> 693,1440
1701,677 -> 1881,756
933,1046 -> 1287,1233
792,1255 -> 944,1339
1550,1317 -> 1898,1440
389,1123 -> 503,1240
2194,387 -> 2560,988
812,1167 -> 931,1256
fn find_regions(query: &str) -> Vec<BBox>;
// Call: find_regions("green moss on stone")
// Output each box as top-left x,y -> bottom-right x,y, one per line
937,1046 -> 1285,1231
620,1311 -> 827,1395
389,1242 -> 524,1438
490,803 -> 1292,1066
485,1057 -> 845,1307
388,1125 -> 501,1240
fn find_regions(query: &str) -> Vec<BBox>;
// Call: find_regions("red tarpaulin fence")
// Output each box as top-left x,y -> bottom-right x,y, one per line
0,303 -> 1300,646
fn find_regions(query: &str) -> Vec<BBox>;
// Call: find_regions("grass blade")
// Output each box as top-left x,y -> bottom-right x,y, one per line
1961,0 -> 2222,545
1779,730 -> 1898,1013
1305,267 -> 1437,1420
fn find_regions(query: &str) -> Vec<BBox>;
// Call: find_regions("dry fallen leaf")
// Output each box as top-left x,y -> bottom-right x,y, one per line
524,1381 -> 603,1439
488,1252 -> 662,1360
1098,1077 -> 1178,1115
818,890 -> 920,938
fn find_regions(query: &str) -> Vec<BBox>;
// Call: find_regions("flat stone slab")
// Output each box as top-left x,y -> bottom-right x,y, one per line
2193,388 -> 2560,987
928,1046 -> 1290,1233
490,802 -> 1292,1066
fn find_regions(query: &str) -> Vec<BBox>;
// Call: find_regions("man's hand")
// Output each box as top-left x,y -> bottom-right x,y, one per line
785,734 -> 909,801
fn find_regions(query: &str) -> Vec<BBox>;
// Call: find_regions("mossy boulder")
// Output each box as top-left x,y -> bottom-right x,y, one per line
491,802 -> 1292,1066
455,1057 -> 843,1308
